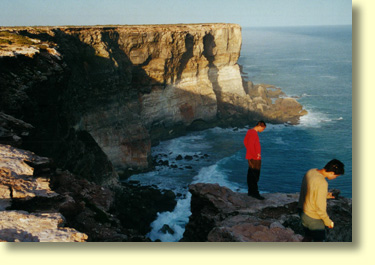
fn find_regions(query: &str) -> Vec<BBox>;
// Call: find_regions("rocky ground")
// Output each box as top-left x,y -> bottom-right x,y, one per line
182,183 -> 352,242
0,113 -> 177,242
1,112 -> 351,242
0,141 -> 177,242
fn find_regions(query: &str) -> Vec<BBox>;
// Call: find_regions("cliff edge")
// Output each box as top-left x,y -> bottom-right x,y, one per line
1,24 -> 306,178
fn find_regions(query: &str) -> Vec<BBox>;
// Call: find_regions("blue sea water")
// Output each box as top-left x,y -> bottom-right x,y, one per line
126,26 -> 352,242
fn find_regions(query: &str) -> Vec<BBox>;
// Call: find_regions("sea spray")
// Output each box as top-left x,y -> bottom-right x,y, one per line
147,193 -> 192,242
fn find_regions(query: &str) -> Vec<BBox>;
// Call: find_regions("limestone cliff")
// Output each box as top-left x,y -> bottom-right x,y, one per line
0,24 -> 306,179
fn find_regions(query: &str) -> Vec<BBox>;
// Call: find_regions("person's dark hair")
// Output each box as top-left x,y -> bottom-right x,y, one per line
256,120 -> 266,127
324,159 -> 345,175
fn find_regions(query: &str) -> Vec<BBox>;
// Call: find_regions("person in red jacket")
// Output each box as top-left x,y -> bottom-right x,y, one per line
243,121 -> 267,200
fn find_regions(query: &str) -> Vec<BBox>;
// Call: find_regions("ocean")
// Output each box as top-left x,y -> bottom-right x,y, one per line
125,25 -> 352,242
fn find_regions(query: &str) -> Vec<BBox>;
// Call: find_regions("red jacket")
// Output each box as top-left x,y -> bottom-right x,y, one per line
244,129 -> 261,160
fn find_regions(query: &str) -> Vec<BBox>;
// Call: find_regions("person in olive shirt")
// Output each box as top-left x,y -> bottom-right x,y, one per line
298,159 -> 345,242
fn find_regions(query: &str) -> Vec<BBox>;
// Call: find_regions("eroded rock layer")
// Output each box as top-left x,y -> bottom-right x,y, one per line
0,24 -> 306,178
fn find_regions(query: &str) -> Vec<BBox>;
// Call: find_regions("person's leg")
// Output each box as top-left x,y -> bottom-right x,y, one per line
310,229 -> 326,242
247,159 -> 261,196
302,227 -> 313,242
301,213 -> 326,242
247,167 -> 260,195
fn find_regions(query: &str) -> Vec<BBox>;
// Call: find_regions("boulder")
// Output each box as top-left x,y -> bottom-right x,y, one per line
0,144 -> 57,211
0,211 -> 87,242
182,183 -> 352,242
0,112 -> 34,147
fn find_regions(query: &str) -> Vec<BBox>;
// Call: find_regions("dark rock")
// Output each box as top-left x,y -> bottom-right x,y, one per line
158,160 -> 169,166
55,129 -> 119,187
184,155 -> 193,161
0,112 -> 34,147
181,183 -> 351,242
330,188 -> 341,199
112,183 -> 177,236
127,180 -> 140,185
159,224 -> 175,235
176,155 -> 183,160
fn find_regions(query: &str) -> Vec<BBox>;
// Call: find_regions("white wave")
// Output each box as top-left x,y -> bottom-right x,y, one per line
146,159 -> 245,242
147,193 -> 192,242
192,161 -> 245,193
298,107 -> 346,128
153,133 -> 209,156
298,109 -> 331,128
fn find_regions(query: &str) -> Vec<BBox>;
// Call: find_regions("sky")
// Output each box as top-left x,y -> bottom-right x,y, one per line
0,0 -> 352,28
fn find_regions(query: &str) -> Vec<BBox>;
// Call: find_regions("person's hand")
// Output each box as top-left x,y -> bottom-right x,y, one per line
328,222 -> 334,229
327,192 -> 335,199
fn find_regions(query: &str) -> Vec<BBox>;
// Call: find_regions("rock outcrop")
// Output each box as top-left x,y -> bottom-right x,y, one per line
0,141 -> 177,242
0,117 -> 177,242
0,211 -> 88,242
0,144 -> 88,242
0,112 -> 34,147
1,24 -> 306,178
182,183 -> 352,242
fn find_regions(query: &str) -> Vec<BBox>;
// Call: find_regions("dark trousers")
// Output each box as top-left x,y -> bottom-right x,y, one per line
299,212 -> 326,242
302,227 -> 326,242
247,159 -> 261,196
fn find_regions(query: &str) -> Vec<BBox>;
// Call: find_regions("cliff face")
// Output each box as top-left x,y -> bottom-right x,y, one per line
0,24 -> 306,178
58,24 -> 244,175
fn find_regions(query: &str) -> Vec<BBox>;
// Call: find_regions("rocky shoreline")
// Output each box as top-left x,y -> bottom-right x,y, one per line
182,183 -> 352,242
0,142 -> 177,242
0,114 -> 352,242
1,24 -> 311,242
0,113 -> 177,242
1,142 -> 352,242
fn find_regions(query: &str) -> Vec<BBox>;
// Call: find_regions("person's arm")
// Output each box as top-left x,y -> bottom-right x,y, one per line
254,135 -> 261,159
244,131 -> 250,147
315,182 -> 333,227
